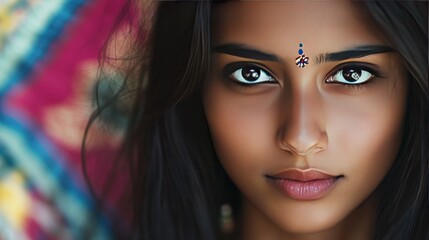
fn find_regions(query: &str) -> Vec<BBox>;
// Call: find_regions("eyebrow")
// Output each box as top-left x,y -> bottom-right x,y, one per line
212,43 -> 281,62
316,45 -> 395,63
212,43 -> 395,64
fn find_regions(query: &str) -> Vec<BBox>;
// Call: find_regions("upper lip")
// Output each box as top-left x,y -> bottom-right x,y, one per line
268,168 -> 339,181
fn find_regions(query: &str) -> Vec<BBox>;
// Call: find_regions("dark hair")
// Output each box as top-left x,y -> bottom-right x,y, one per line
84,1 -> 428,239
362,2 -> 428,240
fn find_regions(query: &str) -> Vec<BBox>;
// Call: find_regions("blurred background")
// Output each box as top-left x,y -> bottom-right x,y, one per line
0,0 -> 135,239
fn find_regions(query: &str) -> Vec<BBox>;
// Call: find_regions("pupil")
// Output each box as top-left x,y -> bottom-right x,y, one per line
242,67 -> 260,81
342,67 -> 361,82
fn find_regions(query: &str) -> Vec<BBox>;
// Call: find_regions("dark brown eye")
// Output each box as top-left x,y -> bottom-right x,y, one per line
241,67 -> 261,81
326,66 -> 374,85
229,65 -> 275,85
342,67 -> 362,83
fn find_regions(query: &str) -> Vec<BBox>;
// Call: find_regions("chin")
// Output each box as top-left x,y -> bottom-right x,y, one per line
285,217 -> 340,235
270,205 -> 348,235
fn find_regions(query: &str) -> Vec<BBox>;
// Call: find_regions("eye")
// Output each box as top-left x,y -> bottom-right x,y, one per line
326,66 -> 375,85
229,65 -> 276,85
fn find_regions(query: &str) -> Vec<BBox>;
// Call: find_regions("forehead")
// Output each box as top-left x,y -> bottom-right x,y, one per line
211,2 -> 387,55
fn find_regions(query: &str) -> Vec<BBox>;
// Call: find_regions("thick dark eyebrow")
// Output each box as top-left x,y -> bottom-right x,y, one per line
212,43 -> 281,62
316,45 -> 395,63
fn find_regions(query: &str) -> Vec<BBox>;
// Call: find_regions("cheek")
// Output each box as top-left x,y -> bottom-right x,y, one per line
326,81 -> 407,201
203,81 -> 278,181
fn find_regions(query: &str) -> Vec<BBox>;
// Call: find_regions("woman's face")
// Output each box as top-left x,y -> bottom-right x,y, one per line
203,1 -> 408,237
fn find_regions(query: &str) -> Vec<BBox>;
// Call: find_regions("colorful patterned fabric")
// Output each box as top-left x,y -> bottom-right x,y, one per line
0,0 -> 129,239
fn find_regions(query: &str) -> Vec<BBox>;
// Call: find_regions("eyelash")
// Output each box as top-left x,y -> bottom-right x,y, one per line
325,62 -> 382,90
222,62 -> 277,87
222,62 -> 381,90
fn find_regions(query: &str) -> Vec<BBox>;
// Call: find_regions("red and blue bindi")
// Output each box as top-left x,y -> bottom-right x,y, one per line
295,43 -> 309,68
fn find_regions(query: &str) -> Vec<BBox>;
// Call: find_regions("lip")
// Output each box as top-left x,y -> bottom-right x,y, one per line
267,169 -> 342,201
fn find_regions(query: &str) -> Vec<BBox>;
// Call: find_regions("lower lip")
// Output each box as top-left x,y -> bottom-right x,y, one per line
268,177 -> 339,200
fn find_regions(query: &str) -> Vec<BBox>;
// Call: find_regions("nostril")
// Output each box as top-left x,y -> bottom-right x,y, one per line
277,130 -> 328,155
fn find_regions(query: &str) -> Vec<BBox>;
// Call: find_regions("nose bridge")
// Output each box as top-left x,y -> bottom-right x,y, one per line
278,83 -> 327,155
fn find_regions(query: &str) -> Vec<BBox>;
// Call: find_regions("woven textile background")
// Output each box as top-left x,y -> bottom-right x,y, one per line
0,0 -> 130,239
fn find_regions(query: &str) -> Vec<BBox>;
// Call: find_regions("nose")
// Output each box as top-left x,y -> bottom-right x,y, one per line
277,88 -> 328,156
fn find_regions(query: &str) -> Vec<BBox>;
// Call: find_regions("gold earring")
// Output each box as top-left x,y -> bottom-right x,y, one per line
220,203 -> 235,234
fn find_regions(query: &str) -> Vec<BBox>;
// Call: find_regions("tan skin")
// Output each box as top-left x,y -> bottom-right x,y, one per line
203,2 -> 408,240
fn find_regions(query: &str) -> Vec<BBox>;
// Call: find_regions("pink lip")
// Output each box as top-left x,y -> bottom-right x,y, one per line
267,169 -> 341,200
